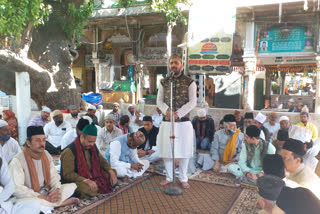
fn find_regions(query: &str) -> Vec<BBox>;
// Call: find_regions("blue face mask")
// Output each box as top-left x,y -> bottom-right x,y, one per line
0,135 -> 10,142
228,129 -> 235,135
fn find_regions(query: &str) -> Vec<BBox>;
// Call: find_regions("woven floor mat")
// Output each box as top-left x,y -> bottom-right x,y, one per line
52,173 -> 152,214
85,175 -> 242,214
189,170 -> 237,187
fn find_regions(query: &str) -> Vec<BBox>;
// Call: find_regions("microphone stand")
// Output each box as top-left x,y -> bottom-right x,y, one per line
164,74 -> 183,196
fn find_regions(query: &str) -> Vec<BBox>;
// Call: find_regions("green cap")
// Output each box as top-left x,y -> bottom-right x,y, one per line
82,123 -> 97,136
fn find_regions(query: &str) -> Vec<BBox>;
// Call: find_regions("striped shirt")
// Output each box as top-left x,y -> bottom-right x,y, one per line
28,115 -> 49,127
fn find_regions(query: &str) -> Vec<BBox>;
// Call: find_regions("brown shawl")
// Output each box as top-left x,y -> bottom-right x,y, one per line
23,147 -> 51,192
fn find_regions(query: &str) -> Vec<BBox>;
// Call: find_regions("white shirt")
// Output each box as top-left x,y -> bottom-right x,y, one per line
128,113 -> 143,133
44,121 -> 72,148
0,159 -> 15,213
64,115 -> 80,129
96,126 -> 122,153
61,129 -> 78,150
157,81 -> 197,118
109,141 -> 140,170
303,139 -> 320,172
152,113 -> 163,128
263,122 -> 280,141
0,137 -> 21,164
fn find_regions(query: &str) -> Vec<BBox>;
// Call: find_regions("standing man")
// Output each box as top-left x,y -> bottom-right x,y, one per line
65,105 -> 80,129
296,111 -> 318,142
108,103 -> 122,125
28,106 -> 51,127
157,55 -> 197,189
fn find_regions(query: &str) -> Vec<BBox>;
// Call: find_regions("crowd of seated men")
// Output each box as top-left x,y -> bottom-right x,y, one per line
1,102 -> 320,214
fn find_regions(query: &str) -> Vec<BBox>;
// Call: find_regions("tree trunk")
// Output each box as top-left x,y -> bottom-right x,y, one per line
0,13 -> 81,110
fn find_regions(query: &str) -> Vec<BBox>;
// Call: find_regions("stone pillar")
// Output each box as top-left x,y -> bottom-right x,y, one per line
198,74 -> 205,104
92,59 -> 103,93
15,72 -> 31,145
242,21 -> 256,111
315,55 -> 320,113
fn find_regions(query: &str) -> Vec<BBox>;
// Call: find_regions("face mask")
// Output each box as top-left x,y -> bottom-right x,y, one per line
71,112 -> 78,117
55,120 -> 63,126
228,129 -> 235,135
0,135 -> 10,142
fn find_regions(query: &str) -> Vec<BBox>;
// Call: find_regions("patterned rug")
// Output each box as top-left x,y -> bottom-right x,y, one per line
84,175 -> 242,214
52,173 -> 152,214
189,170 -> 237,187
227,188 -> 260,214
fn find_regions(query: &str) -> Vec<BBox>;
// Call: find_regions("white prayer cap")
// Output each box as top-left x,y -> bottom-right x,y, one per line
279,116 -> 290,122
301,105 -> 309,113
290,129 -> 312,143
113,102 -> 120,106
105,114 -> 115,121
42,106 -> 51,113
88,105 -> 96,110
288,98 -> 295,103
128,104 -> 133,109
0,120 -> 8,128
197,109 -> 206,117
52,110 -> 62,117
254,112 -> 267,124
82,115 -> 93,124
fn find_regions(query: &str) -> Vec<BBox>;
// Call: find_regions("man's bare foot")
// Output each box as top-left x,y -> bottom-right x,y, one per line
160,180 -> 171,186
58,197 -> 80,207
181,182 -> 190,189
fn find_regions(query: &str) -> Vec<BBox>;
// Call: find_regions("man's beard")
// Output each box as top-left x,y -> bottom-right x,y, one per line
71,112 -> 78,117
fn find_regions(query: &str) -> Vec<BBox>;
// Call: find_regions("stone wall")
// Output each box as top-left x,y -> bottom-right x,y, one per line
140,104 -> 320,133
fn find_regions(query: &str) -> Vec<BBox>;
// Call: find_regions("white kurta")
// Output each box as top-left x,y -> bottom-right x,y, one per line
152,113 -> 163,128
156,81 -> 197,159
61,129 -> 77,150
96,126 -> 122,153
0,159 -> 40,214
64,115 -> 80,129
128,113 -> 144,133
0,138 -> 21,164
44,121 -> 72,148
108,141 -> 149,178
9,151 -> 76,208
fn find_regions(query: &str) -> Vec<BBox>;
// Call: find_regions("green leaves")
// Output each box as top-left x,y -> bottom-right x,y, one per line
0,0 -> 49,37
60,1 -> 97,46
117,0 -> 189,27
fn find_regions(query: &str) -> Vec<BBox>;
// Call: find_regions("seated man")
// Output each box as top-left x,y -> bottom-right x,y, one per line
44,110 -> 72,155
28,106 -> 51,127
137,116 -> 160,163
152,107 -> 163,128
263,112 -> 280,142
0,157 -> 41,214
210,114 -> 244,172
192,109 -> 215,150
272,116 -> 311,143
96,114 -> 122,153
117,115 -> 130,134
9,126 -> 78,211
234,110 -> 244,131
0,120 -> 21,163
280,139 -> 320,197
242,112 -> 254,133
257,175 -> 320,214
61,123 -> 117,199
254,112 -> 270,142
127,105 -> 143,133
228,125 -> 275,180
272,129 -> 289,153
262,154 -> 300,188
64,105 -> 80,129
296,111 -> 318,142
108,103 -> 122,125
61,118 -> 90,150
85,105 -> 98,125
104,131 -> 150,178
